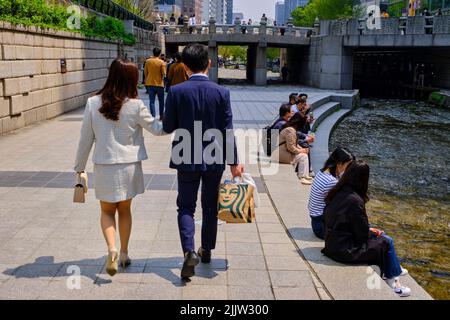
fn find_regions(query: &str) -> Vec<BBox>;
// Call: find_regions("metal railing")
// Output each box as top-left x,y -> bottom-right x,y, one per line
71,0 -> 153,30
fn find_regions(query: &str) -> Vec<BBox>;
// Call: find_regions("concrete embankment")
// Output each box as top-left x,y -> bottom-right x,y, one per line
259,92 -> 433,300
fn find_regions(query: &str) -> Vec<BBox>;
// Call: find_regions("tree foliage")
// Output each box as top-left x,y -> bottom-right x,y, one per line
0,0 -> 135,44
219,46 -> 247,63
291,0 -> 357,27
267,48 -> 280,61
113,0 -> 154,19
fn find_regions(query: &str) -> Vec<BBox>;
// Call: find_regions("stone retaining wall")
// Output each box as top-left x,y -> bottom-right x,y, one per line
0,21 -> 159,135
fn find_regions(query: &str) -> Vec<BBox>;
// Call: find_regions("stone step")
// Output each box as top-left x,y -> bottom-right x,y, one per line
310,101 -> 342,132
310,95 -> 332,110
310,108 -> 351,173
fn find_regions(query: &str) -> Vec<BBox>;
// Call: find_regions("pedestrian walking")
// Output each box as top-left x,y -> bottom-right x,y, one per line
163,44 -> 244,280
74,59 -> 163,277
144,47 -> 166,120
167,52 -> 189,88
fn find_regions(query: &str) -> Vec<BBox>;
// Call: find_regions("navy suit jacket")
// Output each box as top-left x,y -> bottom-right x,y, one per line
163,75 -> 238,172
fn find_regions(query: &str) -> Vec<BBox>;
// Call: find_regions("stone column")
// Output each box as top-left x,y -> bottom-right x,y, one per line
287,18 -> 294,36
235,16 -> 241,34
155,15 -> 162,34
183,15 -> 189,34
247,45 -> 257,83
208,41 -> 218,83
259,16 -> 267,35
255,41 -> 267,86
313,17 -> 320,35
209,17 -> 216,34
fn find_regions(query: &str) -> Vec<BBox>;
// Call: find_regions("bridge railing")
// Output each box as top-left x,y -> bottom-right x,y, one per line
157,16 -> 317,38
321,16 -> 450,36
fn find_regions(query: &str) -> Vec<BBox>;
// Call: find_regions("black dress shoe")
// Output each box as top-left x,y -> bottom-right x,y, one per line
181,251 -> 199,280
198,247 -> 211,264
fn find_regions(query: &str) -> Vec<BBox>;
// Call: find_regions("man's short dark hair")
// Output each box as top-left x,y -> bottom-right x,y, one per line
279,103 -> 292,117
289,93 -> 298,102
182,44 -> 209,73
174,52 -> 182,62
153,47 -> 161,57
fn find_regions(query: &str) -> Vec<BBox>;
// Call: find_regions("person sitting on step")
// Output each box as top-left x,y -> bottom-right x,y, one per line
308,147 -> 355,239
322,160 -> 411,297
273,113 -> 312,185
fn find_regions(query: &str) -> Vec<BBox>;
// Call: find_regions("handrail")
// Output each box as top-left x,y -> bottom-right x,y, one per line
71,0 -> 154,31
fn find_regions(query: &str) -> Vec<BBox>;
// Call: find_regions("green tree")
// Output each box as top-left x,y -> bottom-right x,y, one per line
267,48 -> 280,61
291,0 -> 357,27
219,46 -> 247,63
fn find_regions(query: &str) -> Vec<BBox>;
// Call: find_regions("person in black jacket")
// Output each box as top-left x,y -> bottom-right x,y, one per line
322,160 -> 411,297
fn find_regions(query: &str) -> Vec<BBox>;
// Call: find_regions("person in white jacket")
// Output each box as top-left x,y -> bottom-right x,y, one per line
74,59 -> 164,277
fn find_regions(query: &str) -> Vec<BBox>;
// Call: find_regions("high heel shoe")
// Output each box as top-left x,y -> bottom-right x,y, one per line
119,252 -> 131,269
106,250 -> 119,276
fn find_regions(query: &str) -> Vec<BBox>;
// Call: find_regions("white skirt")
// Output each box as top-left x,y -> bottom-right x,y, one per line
93,162 -> 145,203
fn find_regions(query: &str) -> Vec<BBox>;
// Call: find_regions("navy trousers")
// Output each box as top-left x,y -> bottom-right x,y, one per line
146,85 -> 165,118
176,171 -> 224,254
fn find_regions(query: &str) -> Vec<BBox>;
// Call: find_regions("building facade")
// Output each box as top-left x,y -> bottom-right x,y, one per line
226,0 -> 233,24
182,0 -> 202,23
275,1 -> 286,26
201,0 -> 217,23
232,12 -> 244,23
284,0 -> 309,23
155,0 -> 182,21
215,0 -> 228,24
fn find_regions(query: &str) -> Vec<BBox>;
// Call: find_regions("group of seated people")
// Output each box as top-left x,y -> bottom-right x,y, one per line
268,94 -> 412,297
270,93 -> 316,185
308,150 -> 411,297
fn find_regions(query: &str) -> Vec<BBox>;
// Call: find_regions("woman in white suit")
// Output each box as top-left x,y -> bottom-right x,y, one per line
74,59 -> 163,276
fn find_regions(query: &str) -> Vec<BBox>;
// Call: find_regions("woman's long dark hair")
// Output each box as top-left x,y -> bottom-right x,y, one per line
325,160 -> 370,204
281,112 -> 306,132
97,59 -> 139,121
322,147 -> 355,177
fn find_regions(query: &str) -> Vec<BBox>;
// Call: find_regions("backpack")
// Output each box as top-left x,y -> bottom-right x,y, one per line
262,118 -> 283,157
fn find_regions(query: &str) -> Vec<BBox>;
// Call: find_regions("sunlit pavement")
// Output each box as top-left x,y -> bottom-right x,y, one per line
0,85 -> 331,300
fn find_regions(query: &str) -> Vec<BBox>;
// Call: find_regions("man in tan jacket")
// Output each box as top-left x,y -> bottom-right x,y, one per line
144,47 -> 166,119
167,52 -> 189,88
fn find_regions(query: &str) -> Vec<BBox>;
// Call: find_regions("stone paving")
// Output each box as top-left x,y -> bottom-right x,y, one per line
0,85 -> 338,300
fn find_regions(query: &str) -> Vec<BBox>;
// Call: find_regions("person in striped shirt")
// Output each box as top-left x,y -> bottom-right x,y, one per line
308,147 -> 355,239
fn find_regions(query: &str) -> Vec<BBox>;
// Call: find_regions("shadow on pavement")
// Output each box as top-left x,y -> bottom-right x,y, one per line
288,227 -> 322,242
3,255 -> 228,287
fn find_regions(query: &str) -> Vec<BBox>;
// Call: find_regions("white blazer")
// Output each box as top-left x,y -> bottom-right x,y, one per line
74,95 -> 163,172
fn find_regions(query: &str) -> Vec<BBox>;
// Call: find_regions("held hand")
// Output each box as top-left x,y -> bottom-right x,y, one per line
370,228 -> 384,237
301,148 -> 309,154
230,164 -> 244,178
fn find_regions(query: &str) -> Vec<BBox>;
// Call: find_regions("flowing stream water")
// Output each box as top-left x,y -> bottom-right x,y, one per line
330,100 -> 450,300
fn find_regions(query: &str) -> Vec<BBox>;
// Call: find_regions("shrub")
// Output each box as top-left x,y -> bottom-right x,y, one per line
0,0 -> 136,45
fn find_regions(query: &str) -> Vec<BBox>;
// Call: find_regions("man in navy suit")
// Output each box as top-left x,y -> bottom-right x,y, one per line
163,44 -> 244,280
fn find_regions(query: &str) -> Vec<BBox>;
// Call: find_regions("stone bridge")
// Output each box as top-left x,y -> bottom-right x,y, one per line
158,16 -> 316,85
157,15 -> 450,90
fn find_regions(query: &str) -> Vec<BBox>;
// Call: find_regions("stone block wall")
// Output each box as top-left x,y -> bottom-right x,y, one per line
294,36 -> 353,90
0,22 -> 160,135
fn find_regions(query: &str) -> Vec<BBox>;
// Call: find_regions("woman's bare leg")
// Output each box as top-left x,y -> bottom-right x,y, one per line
100,201 -> 118,252
117,199 -> 133,255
